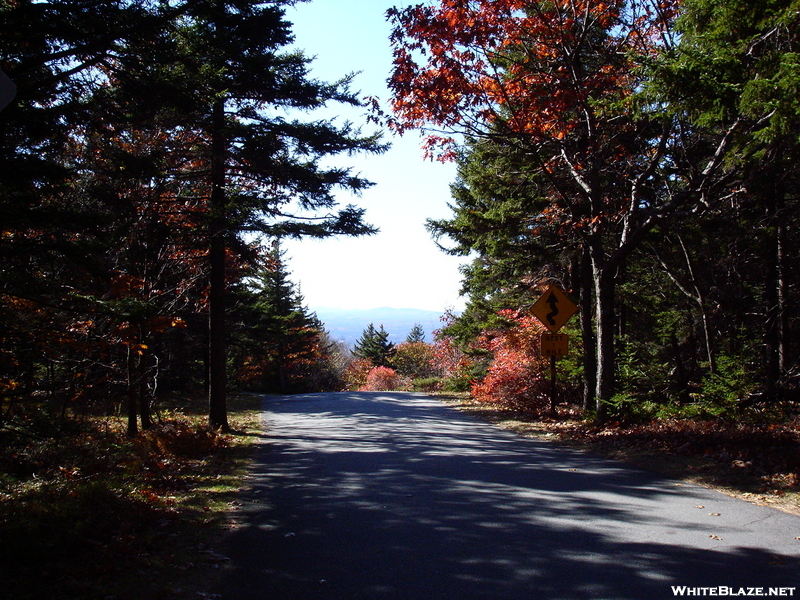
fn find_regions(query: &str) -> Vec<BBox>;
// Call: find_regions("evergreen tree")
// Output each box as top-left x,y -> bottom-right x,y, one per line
353,324 -> 395,368
230,243 -> 326,393
388,1 -> 689,420
0,0 -> 198,434
0,0 -> 386,431
169,0 -> 385,429
644,0 -> 800,402
428,136 -> 595,407
406,324 -> 426,344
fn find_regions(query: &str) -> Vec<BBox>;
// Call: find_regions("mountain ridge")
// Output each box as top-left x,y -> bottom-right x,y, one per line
312,306 -> 446,349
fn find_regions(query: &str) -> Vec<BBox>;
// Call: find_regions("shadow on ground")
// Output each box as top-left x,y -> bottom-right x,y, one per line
216,392 -> 800,600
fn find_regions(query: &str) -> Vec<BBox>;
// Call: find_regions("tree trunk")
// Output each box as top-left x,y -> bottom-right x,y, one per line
208,97 -> 229,431
139,352 -> 152,430
764,173 -> 786,403
592,252 -> 617,423
127,348 -> 138,436
777,218 -> 787,376
670,332 -> 691,404
579,246 -> 596,413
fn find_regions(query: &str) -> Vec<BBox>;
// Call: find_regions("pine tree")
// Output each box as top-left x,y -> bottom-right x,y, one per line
110,0 -> 386,428
0,0 -> 386,430
353,324 -> 395,368
406,324 -> 426,344
644,0 -> 800,402
0,0 -> 196,434
230,243 -> 326,393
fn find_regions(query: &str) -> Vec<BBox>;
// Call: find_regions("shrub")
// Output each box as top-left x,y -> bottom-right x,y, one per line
343,357 -> 374,391
471,310 -> 550,412
360,366 -> 411,392
147,419 -> 228,458
412,377 -> 443,392
430,329 -> 476,391
391,341 -> 437,379
699,354 -> 756,413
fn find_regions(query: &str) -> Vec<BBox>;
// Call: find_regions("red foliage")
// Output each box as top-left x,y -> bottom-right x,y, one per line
430,312 -> 475,383
360,366 -> 411,392
344,357 -> 375,391
472,310 -> 550,412
388,0 -> 678,159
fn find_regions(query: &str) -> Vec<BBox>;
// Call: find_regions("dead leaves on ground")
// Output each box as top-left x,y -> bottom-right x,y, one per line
543,418 -> 800,496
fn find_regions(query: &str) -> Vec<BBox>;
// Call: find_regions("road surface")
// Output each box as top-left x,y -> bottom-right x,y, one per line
216,392 -> 799,599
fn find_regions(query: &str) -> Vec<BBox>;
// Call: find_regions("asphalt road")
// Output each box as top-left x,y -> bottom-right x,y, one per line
216,392 -> 799,600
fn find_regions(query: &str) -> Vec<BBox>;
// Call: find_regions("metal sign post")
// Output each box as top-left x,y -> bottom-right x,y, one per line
532,285 -> 578,415
541,333 -> 569,413
549,355 -> 557,415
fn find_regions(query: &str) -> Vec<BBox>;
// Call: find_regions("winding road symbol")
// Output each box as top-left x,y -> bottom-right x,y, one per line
531,284 -> 578,332
545,291 -> 560,327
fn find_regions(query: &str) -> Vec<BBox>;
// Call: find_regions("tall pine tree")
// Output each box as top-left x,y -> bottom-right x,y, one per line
0,0 -> 386,430
230,243 -> 326,393
175,0 -> 385,428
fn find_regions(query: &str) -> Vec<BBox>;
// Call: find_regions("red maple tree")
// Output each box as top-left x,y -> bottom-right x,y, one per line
386,1 -> 737,420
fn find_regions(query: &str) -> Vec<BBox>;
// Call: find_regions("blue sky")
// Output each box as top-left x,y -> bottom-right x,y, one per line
281,0 -> 467,313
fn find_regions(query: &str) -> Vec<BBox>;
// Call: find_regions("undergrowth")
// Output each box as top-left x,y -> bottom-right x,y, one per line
0,394 -> 263,600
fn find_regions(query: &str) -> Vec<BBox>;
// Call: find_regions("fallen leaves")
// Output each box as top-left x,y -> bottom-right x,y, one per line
537,417 -> 800,501
0,398 -> 261,600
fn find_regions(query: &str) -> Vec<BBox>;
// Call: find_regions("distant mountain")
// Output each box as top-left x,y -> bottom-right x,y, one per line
312,307 -> 446,350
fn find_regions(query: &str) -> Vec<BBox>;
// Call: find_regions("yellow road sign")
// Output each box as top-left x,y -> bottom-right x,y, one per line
531,284 -> 578,333
540,333 -> 569,357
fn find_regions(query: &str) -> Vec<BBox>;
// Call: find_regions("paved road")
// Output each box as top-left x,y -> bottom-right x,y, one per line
217,392 -> 799,600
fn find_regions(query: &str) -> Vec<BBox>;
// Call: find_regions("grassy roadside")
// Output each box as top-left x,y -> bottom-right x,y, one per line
0,394 -> 265,600
436,393 -> 800,515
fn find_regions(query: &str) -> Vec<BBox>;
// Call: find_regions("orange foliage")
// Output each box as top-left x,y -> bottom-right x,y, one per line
344,357 -> 374,391
360,366 -> 411,392
388,0 -> 678,159
471,310 -> 550,412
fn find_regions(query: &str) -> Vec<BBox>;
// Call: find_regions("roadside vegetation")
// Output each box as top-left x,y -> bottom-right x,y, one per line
372,0 -> 800,512
0,394 -> 262,600
3,0 -> 800,595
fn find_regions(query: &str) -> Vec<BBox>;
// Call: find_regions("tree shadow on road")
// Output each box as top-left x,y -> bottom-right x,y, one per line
216,392 -> 800,600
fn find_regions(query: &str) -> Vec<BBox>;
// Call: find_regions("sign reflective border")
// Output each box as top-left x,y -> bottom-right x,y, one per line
540,333 -> 569,357
531,284 -> 578,333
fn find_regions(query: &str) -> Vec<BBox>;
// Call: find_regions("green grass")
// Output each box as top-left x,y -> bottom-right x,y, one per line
0,394 -> 264,600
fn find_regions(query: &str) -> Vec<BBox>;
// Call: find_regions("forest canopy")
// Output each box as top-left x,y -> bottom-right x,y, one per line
387,0 -> 800,422
0,0 -> 384,432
